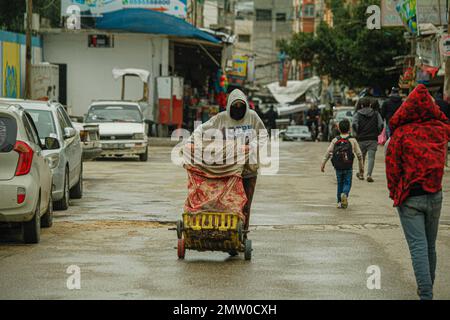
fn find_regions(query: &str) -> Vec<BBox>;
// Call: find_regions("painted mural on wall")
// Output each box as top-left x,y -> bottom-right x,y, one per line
0,31 -> 42,99
2,42 -> 21,98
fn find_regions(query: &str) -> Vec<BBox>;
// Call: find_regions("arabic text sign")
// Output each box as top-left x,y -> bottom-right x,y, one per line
61,0 -> 187,18
230,56 -> 248,78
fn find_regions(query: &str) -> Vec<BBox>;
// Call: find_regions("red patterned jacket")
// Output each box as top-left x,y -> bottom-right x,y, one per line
385,84 -> 450,207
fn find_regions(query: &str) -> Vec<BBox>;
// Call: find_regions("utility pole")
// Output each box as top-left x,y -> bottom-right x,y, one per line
25,0 -> 32,99
193,0 -> 197,27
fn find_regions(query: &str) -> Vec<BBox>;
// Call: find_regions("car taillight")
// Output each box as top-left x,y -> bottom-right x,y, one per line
14,141 -> 34,176
17,187 -> 26,204
79,130 -> 88,142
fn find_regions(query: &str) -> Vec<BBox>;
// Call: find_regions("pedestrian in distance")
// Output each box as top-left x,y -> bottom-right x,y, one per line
385,84 -> 450,300
265,105 -> 278,135
381,87 -> 403,139
321,119 -> 364,209
433,91 -> 450,120
352,97 -> 384,183
306,105 -> 320,141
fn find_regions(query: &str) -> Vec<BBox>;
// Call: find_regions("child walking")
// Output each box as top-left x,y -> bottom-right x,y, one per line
321,119 -> 364,209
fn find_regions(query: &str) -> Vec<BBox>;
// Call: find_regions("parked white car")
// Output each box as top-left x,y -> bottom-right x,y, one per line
0,99 -> 83,210
86,101 -> 149,161
0,103 -> 58,243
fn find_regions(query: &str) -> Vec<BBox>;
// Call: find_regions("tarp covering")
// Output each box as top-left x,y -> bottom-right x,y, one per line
277,103 -> 309,116
184,167 -> 247,221
181,139 -> 249,219
266,76 -> 320,105
96,9 -> 220,44
112,68 -> 150,82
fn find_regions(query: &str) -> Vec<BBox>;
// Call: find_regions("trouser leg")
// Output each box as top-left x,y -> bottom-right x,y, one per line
243,176 -> 257,233
424,192 -> 442,285
342,170 -> 353,197
335,171 -> 343,202
367,141 -> 377,177
398,199 -> 433,300
358,141 -> 368,172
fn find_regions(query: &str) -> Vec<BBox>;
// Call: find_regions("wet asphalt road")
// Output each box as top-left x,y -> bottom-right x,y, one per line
0,142 -> 449,299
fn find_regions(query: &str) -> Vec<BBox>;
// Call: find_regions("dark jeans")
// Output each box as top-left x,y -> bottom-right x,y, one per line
335,169 -> 352,203
243,176 -> 257,233
397,191 -> 443,300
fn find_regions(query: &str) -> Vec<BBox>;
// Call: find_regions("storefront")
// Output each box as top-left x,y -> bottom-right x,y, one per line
43,8 -> 225,136
170,39 -> 228,131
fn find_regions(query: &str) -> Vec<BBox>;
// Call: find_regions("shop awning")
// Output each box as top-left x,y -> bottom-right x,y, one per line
96,9 -> 220,44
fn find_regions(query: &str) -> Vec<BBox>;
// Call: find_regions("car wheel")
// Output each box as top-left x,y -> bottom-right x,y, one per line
139,147 -> 148,162
41,186 -> 53,228
54,168 -> 69,211
70,163 -> 83,199
23,195 -> 41,244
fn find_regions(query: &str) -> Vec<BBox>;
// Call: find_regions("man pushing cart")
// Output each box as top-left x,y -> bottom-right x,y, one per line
177,89 -> 267,260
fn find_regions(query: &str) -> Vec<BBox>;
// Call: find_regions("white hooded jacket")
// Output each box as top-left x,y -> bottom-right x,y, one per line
189,89 -> 267,178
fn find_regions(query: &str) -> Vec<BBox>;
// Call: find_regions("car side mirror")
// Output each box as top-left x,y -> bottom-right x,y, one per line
64,127 -> 76,139
44,137 -> 60,150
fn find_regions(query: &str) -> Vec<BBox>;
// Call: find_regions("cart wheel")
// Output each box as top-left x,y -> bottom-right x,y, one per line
229,250 -> 238,257
177,239 -> 185,259
244,239 -> 252,261
237,221 -> 244,243
176,220 -> 184,240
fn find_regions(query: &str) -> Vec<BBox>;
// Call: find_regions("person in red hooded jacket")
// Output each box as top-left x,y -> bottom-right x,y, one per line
385,84 -> 450,300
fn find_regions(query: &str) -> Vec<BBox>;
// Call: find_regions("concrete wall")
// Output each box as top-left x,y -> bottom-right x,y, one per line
0,31 -> 43,99
204,0 -> 219,28
43,32 -> 168,116
234,19 -> 253,56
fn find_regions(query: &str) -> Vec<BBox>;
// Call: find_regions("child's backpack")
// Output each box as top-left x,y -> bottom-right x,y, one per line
331,136 -> 354,170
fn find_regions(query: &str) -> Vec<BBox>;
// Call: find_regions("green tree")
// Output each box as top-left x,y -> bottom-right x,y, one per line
282,0 -> 409,90
0,0 -> 61,33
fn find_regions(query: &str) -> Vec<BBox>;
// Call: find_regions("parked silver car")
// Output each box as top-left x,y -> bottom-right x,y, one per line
0,103 -> 58,243
0,99 -> 83,210
328,107 -> 355,141
281,125 -> 312,141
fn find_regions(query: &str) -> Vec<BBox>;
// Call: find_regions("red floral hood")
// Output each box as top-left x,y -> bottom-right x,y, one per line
385,84 -> 450,207
390,84 -> 448,131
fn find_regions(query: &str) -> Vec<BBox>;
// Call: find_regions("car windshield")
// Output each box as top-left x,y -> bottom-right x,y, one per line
336,110 -> 353,121
27,109 -> 58,140
86,105 -> 142,123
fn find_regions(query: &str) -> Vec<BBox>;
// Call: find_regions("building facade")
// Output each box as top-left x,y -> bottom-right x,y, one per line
231,0 -> 294,85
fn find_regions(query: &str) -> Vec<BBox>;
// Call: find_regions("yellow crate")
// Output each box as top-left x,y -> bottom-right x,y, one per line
182,212 -> 240,232
182,212 -> 243,252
